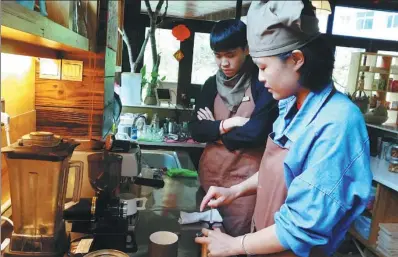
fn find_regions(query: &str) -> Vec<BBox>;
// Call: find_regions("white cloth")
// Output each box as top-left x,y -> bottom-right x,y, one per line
178,210 -> 223,224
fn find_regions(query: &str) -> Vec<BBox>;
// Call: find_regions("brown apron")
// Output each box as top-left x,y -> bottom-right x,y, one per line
252,137 -> 327,257
199,87 -> 264,237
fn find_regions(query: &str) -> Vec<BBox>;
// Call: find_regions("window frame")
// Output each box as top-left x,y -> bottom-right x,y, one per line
387,14 -> 398,28
356,11 -> 374,30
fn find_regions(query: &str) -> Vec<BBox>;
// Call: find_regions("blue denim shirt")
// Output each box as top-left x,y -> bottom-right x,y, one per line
272,84 -> 373,257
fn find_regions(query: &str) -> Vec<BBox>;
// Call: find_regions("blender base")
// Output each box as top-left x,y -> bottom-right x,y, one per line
3,245 -> 66,257
3,230 -> 70,257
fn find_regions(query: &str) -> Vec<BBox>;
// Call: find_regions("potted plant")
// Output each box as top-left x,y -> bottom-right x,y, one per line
118,0 -> 168,106
140,64 -> 166,105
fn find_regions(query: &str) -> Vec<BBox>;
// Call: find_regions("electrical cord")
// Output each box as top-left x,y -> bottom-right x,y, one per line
0,216 -> 13,253
1,216 -> 13,226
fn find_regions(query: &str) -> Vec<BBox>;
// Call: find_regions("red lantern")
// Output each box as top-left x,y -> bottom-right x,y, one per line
172,24 -> 191,42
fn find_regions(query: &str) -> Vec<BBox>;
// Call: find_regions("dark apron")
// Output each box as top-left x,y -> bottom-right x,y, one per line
199,87 -> 264,237
252,86 -> 336,257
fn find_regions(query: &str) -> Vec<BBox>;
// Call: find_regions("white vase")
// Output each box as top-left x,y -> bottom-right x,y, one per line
120,72 -> 142,106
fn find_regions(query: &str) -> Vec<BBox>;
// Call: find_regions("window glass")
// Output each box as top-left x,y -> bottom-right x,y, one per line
333,46 -> 366,92
144,28 -> 180,83
191,33 -> 219,85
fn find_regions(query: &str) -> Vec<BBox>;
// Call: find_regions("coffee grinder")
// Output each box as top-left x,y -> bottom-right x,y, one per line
64,150 -> 137,253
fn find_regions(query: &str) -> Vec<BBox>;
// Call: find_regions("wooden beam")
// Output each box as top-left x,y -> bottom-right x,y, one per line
177,31 -> 194,106
122,0 -> 144,72
1,38 -> 59,59
1,2 -> 89,52
116,0 -> 125,66
326,1 -> 335,35
235,0 -> 243,20
139,14 -> 216,34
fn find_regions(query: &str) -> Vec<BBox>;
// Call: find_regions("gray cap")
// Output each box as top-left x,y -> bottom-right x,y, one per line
247,1 -> 320,57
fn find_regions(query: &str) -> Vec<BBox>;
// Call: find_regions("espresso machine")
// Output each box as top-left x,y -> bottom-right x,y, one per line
1,132 -> 83,257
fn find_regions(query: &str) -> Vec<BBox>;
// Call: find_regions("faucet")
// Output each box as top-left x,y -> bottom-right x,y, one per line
1,112 -> 11,146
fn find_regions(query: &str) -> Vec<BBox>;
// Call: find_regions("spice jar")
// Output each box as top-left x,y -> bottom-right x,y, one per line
389,159 -> 398,173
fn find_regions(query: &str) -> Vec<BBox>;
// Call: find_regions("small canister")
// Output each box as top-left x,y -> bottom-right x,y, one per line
385,144 -> 398,161
389,159 -> 398,173
391,145 -> 398,159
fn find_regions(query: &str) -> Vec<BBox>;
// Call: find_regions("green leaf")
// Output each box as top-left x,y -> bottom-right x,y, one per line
161,76 -> 166,81
140,65 -> 146,77
151,71 -> 159,78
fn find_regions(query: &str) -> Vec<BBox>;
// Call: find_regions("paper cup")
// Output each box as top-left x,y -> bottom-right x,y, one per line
148,231 -> 179,257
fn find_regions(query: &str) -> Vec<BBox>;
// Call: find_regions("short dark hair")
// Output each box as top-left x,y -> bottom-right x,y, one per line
278,36 -> 335,92
210,19 -> 247,52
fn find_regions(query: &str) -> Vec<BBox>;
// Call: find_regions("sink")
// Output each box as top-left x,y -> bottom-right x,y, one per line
141,150 -> 196,171
141,150 -> 181,169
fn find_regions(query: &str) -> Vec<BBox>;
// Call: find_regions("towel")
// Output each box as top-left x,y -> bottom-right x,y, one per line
167,168 -> 198,178
178,210 -> 223,224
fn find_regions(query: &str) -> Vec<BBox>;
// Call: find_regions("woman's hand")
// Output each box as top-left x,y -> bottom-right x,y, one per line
200,186 -> 240,211
195,228 -> 242,257
197,107 -> 215,121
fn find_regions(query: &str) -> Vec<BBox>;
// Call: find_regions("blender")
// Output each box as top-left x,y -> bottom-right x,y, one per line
1,132 -> 83,257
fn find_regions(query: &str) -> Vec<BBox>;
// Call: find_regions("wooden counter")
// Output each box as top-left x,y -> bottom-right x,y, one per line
349,156 -> 398,257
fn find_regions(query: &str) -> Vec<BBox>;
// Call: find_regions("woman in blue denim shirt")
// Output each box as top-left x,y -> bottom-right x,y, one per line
195,1 -> 373,257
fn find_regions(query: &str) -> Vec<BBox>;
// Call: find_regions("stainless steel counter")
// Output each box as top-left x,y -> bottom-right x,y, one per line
138,141 -> 206,149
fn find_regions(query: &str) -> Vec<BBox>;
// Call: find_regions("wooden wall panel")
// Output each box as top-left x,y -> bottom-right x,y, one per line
36,106 -> 97,138
35,74 -> 104,109
35,51 -> 105,139
1,38 -> 58,59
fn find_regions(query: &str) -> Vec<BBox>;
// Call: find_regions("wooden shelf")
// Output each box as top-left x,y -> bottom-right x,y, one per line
349,227 -> 387,257
1,2 -> 89,53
